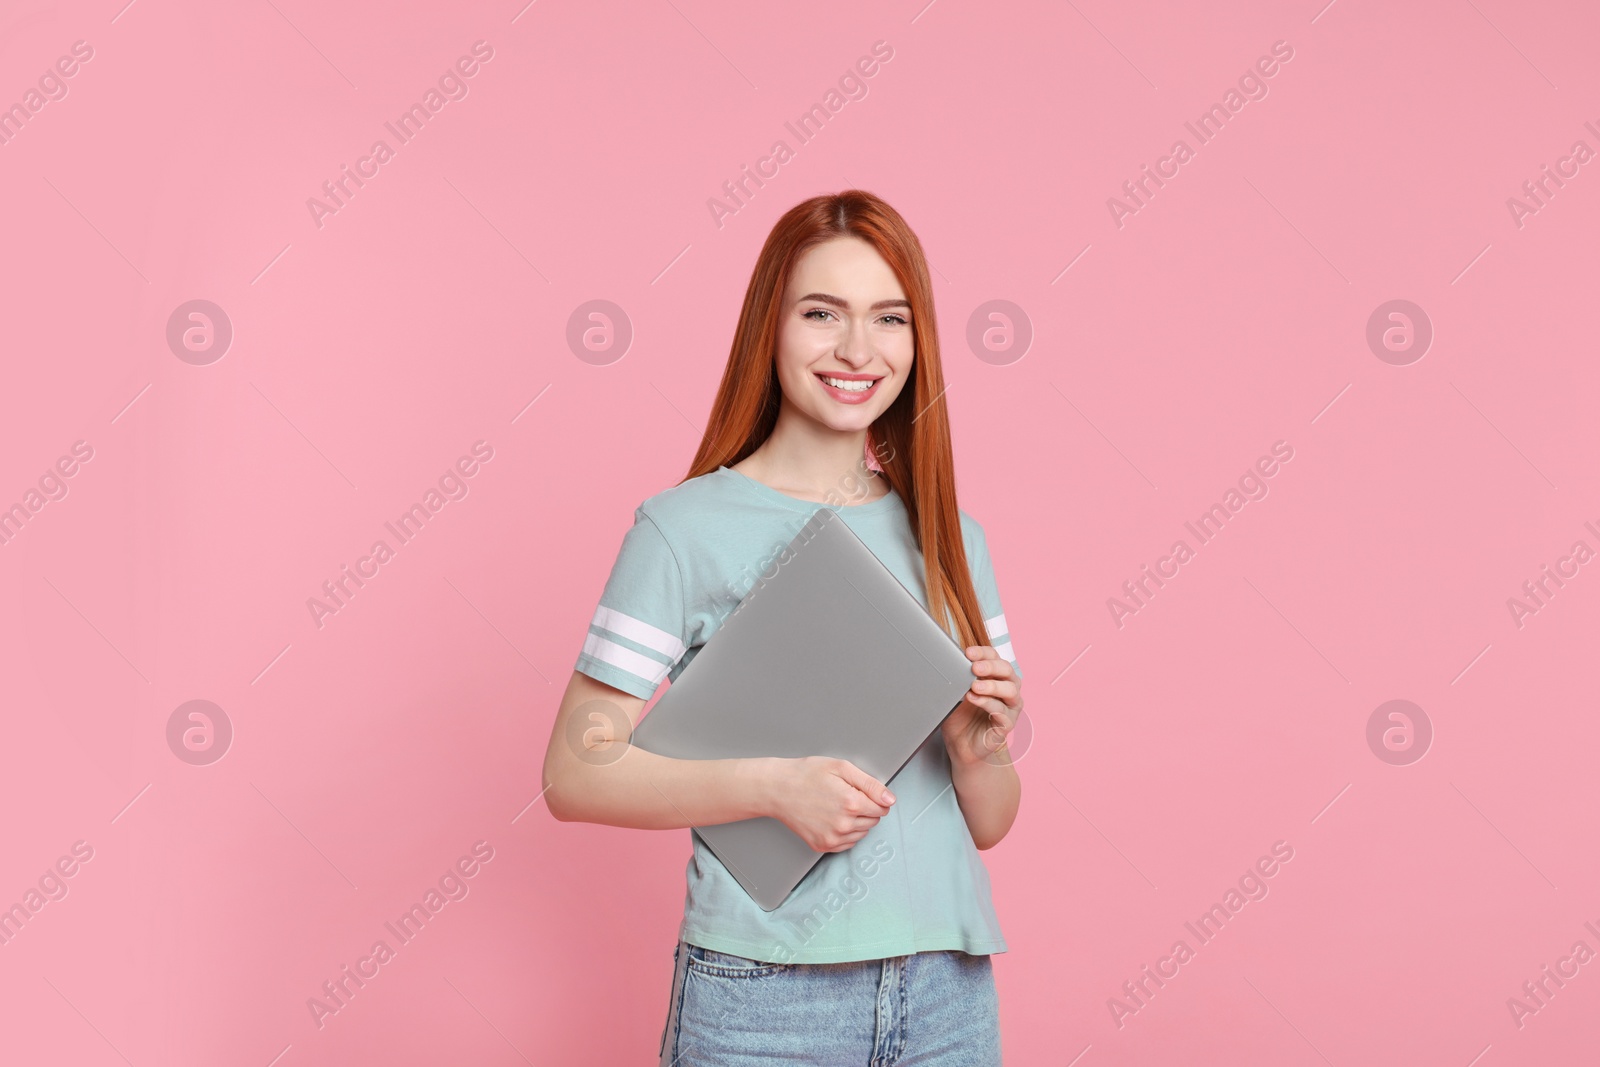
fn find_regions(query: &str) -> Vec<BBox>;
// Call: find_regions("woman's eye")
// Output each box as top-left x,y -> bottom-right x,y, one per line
801,309 -> 908,325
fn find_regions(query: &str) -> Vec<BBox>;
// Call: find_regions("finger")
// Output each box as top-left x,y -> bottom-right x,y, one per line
970,654 -> 1014,680
827,828 -> 873,851
839,789 -> 890,819
838,761 -> 895,808
968,675 -> 1019,704
964,693 -> 1013,724
966,671 -> 1017,697
857,795 -> 891,818
966,686 -> 1019,722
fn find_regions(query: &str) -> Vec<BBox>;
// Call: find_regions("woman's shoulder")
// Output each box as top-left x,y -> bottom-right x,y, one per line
633,467 -> 737,530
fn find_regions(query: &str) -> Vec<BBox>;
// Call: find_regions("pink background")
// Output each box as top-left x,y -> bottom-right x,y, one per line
2,0 -> 1597,1063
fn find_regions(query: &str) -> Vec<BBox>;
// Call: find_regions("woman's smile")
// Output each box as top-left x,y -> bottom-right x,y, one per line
814,370 -> 884,404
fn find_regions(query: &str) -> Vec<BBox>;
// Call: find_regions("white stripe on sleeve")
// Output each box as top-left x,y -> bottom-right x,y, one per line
580,632 -> 674,689
591,604 -> 686,661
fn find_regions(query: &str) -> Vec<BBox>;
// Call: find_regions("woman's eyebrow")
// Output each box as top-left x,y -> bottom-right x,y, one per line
796,292 -> 911,311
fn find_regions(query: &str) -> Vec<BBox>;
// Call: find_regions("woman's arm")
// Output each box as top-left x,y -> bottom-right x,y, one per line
542,670 -> 778,828
542,670 -> 900,854
943,646 -> 1024,850
951,750 -> 1021,851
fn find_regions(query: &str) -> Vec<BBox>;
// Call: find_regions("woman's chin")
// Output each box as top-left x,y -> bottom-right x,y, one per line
811,408 -> 878,434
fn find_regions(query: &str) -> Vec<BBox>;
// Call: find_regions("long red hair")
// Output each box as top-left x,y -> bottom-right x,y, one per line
679,190 -> 989,651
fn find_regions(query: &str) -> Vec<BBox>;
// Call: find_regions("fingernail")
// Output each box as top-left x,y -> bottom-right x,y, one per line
882,791 -> 895,804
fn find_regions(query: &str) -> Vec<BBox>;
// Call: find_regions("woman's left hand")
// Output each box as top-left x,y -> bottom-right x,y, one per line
940,645 -> 1023,767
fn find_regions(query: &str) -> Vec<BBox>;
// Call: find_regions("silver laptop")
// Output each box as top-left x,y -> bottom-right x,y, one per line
627,505 -> 977,911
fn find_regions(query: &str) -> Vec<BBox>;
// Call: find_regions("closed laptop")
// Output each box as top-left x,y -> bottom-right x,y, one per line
628,505 -> 977,911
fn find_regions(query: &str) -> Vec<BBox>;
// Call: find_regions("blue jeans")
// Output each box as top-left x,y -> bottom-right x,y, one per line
658,939 -> 1002,1066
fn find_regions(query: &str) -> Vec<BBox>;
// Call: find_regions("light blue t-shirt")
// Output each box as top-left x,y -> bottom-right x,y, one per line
573,464 -> 1022,964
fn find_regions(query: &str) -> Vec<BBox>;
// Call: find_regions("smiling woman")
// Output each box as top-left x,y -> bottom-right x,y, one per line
543,190 -> 1023,1066
787,286 -> 909,408
738,235 -> 918,496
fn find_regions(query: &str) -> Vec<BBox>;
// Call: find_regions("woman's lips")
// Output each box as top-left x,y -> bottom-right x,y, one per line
815,373 -> 882,404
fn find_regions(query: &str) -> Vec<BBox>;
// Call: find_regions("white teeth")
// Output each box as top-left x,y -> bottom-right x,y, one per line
821,375 -> 875,392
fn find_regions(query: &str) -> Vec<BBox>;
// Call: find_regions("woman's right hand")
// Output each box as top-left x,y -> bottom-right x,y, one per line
762,756 -> 896,853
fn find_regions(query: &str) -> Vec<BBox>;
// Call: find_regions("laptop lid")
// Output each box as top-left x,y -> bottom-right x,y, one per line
628,505 -> 976,911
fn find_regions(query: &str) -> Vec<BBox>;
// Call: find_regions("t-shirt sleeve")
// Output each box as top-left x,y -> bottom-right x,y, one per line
969,526 -> 1023,681
573,510 -> 689,700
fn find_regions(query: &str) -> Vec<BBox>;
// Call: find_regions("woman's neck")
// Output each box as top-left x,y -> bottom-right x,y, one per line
732,415 -> 886,504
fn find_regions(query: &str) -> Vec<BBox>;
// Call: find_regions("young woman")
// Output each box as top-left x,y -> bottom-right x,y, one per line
542,190 -> 1025,1065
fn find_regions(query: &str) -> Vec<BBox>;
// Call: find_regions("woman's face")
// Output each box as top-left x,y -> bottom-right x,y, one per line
773,235 -> 915,434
